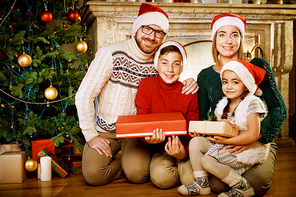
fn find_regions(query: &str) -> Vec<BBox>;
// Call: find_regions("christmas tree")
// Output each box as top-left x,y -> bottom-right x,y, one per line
0,0 -> 92,157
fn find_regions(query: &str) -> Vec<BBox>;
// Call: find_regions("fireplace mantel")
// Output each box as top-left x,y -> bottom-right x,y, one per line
84,2 -> 296,146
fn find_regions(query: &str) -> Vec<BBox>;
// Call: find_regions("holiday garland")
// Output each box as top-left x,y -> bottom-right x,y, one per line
0,0 -> 91,157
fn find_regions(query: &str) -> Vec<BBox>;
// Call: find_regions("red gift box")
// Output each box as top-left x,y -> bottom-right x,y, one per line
71,160 -> 82,175
31,139 -> 55,163
116,112 -> 187,138
61,144 -> 82,156
61,155 -> 82,175
38,148 -> 69,178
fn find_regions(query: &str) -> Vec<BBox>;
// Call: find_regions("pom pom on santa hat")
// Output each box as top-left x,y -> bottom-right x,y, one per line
132,3 -> 169,37
211,13 -> 246,41
220,60 -> 266,96
153,41 -> 187,70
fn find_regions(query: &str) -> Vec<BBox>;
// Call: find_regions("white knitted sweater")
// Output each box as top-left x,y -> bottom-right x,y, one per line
75,37 -> 157,142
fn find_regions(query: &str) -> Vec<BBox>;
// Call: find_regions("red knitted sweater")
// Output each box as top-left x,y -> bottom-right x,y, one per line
135,75 -> 199,158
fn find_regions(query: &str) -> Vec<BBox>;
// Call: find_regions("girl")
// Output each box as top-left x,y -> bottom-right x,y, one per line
178,60 -> 269,197
195,13 -> 287,195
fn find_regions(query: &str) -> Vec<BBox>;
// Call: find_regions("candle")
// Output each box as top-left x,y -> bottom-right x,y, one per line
40,157 -> 52,181
37,163 -> 41,179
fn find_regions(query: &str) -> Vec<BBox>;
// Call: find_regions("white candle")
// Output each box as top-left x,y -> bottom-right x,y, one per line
40,157 -> 52,181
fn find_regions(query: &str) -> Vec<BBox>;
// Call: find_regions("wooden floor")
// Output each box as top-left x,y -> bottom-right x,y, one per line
1,147 -> 296,197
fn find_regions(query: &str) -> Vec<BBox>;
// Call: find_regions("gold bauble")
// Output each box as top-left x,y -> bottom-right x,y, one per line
44,86 -> 58,100
77,16 -> 81,23
18,54 -> 32,67
25,157 -> 38,172
75,41 -> 88,54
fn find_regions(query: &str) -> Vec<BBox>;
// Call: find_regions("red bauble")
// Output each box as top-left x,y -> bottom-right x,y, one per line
0,50 -> 2,58
67,10 -> 79,23
40,10 -> 53,23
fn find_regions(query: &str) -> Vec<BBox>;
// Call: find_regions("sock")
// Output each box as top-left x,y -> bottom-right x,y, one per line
178,176 -> 211,196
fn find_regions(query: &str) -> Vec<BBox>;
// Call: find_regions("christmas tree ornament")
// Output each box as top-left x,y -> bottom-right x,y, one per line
67,10 -> 79,23
45,86 -> 58,100
18,54 -> 32,67
0,49 -> 2,58
75,40 -> 88,54
25,157 -> 38,172
40,10 -> 53,23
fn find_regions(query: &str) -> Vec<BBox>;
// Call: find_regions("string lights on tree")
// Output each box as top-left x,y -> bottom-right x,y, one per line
0,0 -> 92,157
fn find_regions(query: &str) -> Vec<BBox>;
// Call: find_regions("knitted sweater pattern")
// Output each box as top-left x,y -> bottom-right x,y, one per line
197,57 -> 287,143
136,75 -> 199,128
75,37 -> 157,142
135,75 -> 199,158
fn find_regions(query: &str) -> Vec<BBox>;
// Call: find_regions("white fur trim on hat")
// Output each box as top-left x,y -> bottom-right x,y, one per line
132,12 -> 169,37
212,16 -> 245,41
154,41 -> 187,71
220,61 -> 256,96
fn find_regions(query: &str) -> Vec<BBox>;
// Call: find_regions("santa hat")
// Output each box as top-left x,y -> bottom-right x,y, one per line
211,13 -> 246,41
220,60 -> 266,96
154,41 -> 187,71
132,3 -> 169,37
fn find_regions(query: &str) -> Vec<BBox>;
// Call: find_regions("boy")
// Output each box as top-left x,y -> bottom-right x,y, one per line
123,41 -> 199,189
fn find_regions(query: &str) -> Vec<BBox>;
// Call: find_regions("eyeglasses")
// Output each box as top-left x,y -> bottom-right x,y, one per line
141,25 -> 166,39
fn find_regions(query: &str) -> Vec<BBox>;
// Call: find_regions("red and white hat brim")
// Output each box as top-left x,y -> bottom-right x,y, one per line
220,61 -> 256,96
154,41 -> 187,71
132,12 -> 169,37
212,16 -> 245,41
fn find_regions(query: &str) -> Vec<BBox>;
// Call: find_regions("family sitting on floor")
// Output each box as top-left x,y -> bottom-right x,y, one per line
75,3 -> 287,197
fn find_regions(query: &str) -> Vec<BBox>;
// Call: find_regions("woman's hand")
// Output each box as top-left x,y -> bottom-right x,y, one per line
165,136 -> 186,160
144,128 -> 166,144
223,143 -> 253,154
182,78 -> 199,95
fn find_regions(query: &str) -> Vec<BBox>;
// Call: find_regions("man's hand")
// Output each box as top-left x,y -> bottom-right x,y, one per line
88,136 -> 112,157
145,128 -> 166,144
165,136 -> 186,160
182,78 -> 199,95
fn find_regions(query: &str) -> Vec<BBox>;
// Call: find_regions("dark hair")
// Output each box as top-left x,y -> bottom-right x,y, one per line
221,89 -> 249,119
160,45 -> 181,57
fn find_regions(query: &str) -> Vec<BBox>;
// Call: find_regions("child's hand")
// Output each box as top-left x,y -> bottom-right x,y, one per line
207,135 -> 227,144
189,131 -> 205,138
145,128 -> 166,144
165,136 -> 186,160
219,119 -> 236,128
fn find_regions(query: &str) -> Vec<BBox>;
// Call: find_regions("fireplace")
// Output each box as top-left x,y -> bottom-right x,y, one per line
83,2 -> 296,146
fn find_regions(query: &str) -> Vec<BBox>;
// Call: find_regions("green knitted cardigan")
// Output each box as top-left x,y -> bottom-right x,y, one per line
197,57 -> 287,144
